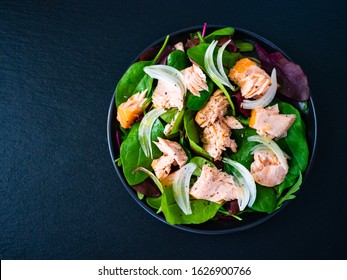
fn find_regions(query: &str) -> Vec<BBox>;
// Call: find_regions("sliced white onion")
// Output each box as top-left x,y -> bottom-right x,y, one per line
205,41 -> 224,82
133,167 -> 164,193
241,68 -> 277,109
144,65 -> 186,96
204,40 -> 235,91
250,144 -> 269,154
222,158 -> 257,208
233,175 -> 250,211
247,135 -> 289,171
217,39 -> 235,88
139,108 -> 166,159
172,163 -> 196,215
251,144 -> 291,160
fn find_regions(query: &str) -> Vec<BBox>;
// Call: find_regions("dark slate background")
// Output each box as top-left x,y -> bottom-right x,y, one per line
0,0 -> 346,259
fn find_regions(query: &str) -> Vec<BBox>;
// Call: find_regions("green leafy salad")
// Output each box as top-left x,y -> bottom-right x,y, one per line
114,24 -> 310,225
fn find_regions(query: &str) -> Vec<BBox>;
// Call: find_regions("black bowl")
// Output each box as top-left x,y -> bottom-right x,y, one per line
107,25 -> 317,234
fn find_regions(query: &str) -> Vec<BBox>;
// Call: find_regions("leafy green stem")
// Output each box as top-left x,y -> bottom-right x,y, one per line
197,31 -> 205,44
217,82 -> 235,116
152,35 -> 170,64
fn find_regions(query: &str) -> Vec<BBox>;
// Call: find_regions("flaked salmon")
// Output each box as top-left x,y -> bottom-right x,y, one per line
228,58 -> 271,99
181,64 -> 208,97
195,89 -> 242,160
201,119 -> 237,160
250,149 -> 288,187
249,104 -> 296,139
152,81 -> 184,110
151,155 -> 174,180
189,165 -> 240,204
224,116 -> 243,129
117,89 -> 148,129
151,137 -> 188,179
195,89 -> 229,127
159,170 -> 178,187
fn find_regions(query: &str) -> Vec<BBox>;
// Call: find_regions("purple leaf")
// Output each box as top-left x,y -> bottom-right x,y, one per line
225,200 -> 240,215
185,38 -> 200,49
232,92 -> 251,117
218,36 -> 238,52
115,130 -> 121,150
131,178 -> 161,198
255,43 -> 310,101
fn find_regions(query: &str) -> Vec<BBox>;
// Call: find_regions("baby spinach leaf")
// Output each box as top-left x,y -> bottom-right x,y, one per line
160,186 -> 221,224
165,108 -> 185,138
183,110 -> 212,159
183,110 -> 200,143
203,27 -> 235,43
179,136 -> 193,161
276,172 -> 302,210
273,139 -> 301,199
234,40 -> 254,52
275,171 -> 299,199
189,140 -> 212,160
120,121 -> 164,185
189,156 -> 215,176
251,185 -> 277,213
186,78 -> 214,111
227,126 -> 258,169
146,196 -> 162,210
167,50 -> 191,70
186,91 -> 210,111
160,108 -> 178,123
186,44 -> 211,69
115,61 -> 152,107
278,102 -> 309,172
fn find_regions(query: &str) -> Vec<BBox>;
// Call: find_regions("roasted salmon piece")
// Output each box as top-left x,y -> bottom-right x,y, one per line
189,165 -> 240,204
181,64 -> 209,97
249,104 -> 296,139
228,58 -> 271,99
152,80 -> 184,110
117,89 -> 148,129
151,155 -> 174,180
195,89 -> 241,160
250,149 -> 288,187
160,170 -> 178,187
223,116 -> 243,129
201,119 -> 236,160
151,137 -> 188,179
195,89 -> 229,127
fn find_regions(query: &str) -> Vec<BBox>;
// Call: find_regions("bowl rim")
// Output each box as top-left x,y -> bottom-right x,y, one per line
107,25 -> 318,234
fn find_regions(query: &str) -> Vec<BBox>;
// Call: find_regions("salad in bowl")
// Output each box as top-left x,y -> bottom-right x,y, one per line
108,24 -> 316,233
